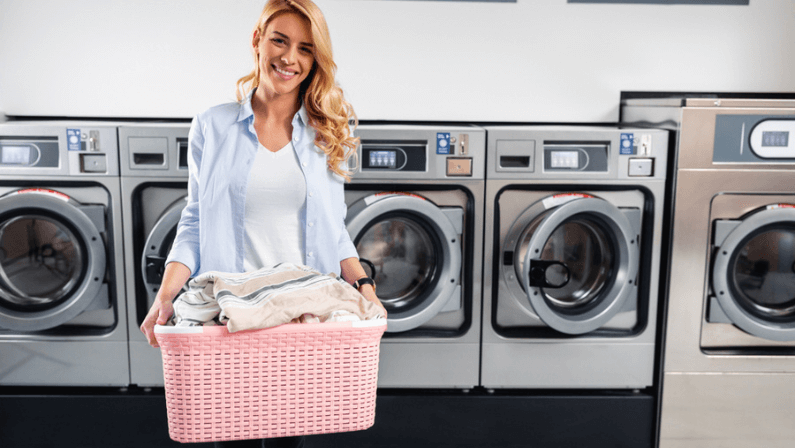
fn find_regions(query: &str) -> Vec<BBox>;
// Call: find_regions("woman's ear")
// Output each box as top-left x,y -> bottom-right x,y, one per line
252,29 -> 261,53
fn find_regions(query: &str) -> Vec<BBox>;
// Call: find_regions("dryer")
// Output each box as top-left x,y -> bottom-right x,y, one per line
348,125 -> 485,388
119,123 -> 190,387
0,122 -> 129,386
624,99 -> 795,447
482,126 -> 668,389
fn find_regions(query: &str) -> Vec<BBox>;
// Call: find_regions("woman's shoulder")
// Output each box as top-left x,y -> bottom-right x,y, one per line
195,100 -> 247,127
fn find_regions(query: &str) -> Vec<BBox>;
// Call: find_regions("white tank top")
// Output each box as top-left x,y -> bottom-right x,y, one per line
243,141 -> 306,272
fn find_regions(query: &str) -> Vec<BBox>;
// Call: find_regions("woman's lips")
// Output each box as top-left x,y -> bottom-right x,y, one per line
273,65 -> 298,80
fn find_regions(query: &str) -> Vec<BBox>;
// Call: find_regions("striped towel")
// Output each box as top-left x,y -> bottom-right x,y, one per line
169,262 -> 384,332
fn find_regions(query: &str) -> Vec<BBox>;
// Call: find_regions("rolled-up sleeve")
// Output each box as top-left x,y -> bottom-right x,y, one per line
337,198 -> 359,262
334,147 -> 359,262
165,114 -> 204,275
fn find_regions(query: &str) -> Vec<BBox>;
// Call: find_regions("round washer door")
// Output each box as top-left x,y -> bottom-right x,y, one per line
141,197 -> 187,306
0,189 -> 106,331
346,193 -> 462,333
507,195 -> 639,335
712,204 -> 795,341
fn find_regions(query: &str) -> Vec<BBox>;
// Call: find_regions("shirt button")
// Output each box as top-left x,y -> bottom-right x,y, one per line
302,162 -> 307,167
309,222 -> 314,227
308,252 -> 314,258
293,136 -> 299,142
309,192 -> 313,198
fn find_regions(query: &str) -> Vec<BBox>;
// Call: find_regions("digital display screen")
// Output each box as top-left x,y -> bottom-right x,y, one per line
550,151 -> 579,168
1,145 -> 29,165
762,131 -> 789,147
369,150 -> 396,169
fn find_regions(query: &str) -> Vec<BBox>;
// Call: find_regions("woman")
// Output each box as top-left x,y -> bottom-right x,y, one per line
140,1 -> 385,446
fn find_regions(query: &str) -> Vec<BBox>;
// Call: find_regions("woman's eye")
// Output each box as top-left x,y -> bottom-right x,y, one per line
271,38 -> 285,45
300,47 -> 312,55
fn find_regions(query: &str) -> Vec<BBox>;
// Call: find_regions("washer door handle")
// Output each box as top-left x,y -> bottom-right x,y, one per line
145,255 -> 167,284
359,258 -> 377,279
529,259 -> 570,289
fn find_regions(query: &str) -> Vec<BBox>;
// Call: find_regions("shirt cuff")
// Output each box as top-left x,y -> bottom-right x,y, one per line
165,244 -> 199,277
338,239 -> 359,263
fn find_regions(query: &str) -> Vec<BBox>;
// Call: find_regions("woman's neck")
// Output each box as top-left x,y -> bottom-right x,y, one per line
251,88 -> 301,123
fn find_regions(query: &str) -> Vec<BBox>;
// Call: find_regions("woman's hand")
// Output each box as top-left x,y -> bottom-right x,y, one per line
139,261 -> 191,348
339,257 -> 387,318
140,297 -> 175,348
358,284 -> 387,318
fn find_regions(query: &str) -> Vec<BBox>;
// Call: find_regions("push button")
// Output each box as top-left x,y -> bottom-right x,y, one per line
628,158 -> 653,177
447,157 -> 472,176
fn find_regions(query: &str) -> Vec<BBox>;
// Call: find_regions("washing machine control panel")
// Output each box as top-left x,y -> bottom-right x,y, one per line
353,126 -> 486,180
0,138 -> 58,168
361,141 -> 426,171
714,115 -> 795,162
0,125 -> 119,176
487,127 -> 667,180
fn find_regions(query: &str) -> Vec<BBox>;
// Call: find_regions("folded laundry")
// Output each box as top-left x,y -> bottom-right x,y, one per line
168,262 -> 384,332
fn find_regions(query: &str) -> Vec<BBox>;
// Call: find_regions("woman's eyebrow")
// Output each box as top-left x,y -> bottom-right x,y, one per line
272,30 -> 313,48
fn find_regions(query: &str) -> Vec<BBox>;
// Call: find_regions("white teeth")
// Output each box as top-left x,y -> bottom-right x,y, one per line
275,66 -> 296,76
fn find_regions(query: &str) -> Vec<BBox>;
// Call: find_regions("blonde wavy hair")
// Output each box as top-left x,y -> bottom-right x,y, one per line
236,0 -> 359,180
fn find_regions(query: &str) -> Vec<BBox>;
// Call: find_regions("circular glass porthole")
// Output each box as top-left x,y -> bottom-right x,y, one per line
504,195 -> 639,335
346,193 -> 462,333
0,190 -> 106,331
729,225 -> 795,321
516,213 -> 616,313
712,204 -> 795,341
0,215 -> 85,311
355,213 -> 441,314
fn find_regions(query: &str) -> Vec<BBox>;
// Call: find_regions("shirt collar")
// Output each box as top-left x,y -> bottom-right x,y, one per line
237,89 -> 308,130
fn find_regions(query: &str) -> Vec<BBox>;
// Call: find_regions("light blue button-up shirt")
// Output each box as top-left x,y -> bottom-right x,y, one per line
165,92 -> 359,277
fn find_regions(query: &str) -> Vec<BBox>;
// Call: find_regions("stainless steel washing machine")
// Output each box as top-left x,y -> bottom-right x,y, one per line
482,126 -> 668,389
0,122 -> 129,386
119,123 -> 190,387
348,125 -> 485,388
625,98 -> 795,447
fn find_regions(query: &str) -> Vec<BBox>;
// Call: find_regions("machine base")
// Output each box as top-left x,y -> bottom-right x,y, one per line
1,388 -> 654,447
660,372 -> 795,448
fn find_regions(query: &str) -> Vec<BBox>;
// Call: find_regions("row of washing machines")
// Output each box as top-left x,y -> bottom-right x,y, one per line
0,99 -> 793,445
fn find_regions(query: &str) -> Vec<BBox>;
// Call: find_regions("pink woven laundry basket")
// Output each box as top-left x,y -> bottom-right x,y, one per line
154,319 -> 386,444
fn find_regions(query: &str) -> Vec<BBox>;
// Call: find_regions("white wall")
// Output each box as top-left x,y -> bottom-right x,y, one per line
1,0 -> 793,122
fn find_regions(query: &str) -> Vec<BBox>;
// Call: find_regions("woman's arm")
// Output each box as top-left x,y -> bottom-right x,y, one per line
340,256 -> 387,318
140,115 -> 205,347
139,261 -> 192,347
164,114 -> 205,274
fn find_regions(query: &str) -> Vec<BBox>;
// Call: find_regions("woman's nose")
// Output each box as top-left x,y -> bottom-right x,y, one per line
281,45 -> 298,64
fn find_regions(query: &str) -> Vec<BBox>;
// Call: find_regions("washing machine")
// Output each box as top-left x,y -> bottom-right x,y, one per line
0,122 -> 129,386
482,126 -> 668,389
624,98 -> 795,447
119,123 -> 190,387
347,125 -> 485,388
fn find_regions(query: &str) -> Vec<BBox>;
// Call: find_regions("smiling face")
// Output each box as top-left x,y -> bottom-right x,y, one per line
254,12 -> 315,99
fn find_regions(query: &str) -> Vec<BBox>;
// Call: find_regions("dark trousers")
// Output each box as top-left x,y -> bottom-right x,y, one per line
213,436 -> 305,448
